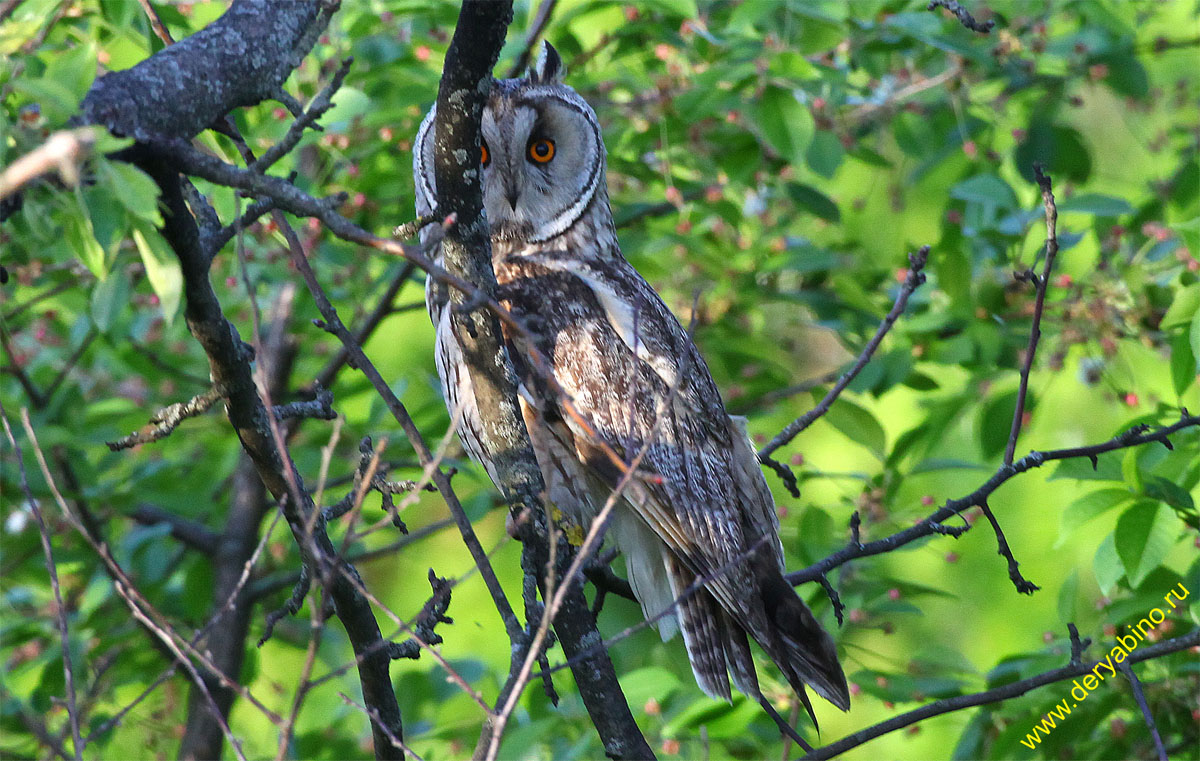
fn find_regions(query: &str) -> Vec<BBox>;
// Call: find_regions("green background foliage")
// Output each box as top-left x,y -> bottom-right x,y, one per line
2,0 -> 1197,759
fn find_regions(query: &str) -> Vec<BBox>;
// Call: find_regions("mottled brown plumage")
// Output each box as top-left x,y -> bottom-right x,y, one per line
415,42 -> 849,723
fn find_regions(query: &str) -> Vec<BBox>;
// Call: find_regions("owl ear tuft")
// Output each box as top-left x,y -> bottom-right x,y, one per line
529,40 -> 565,84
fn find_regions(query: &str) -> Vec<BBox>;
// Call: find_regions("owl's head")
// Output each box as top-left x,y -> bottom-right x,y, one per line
414,42 -> 605,244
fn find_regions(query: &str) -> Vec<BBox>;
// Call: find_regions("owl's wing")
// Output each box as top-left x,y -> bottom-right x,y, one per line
498,251 -> 849,715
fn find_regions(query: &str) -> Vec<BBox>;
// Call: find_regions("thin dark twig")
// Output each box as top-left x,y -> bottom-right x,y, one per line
42,329 -> 96,402
977,502 -> 1038,594
1,404 -> 84,761
759,246 -> 930,496
286,216 -> 525,643
130,504 -> 220,554
1117,660 -> 1169,761
249,518 -> 451,602
204,195 -> 277,258
927,0 -> 995,34
339,693 -> 426,761
1003,166 -> 1059,466
251,57 -> 352,173
1,318 -> 45,407
113,580 -> 250,761
0,684 -> 73,761
737,367 -> 844,413
3,278 -> 79,321
786,412 -> 1200,587
505,0 -> 558,78
387,570 -> 454,660
802,629 -> 1200,760
311,261 -> 418,393
1066,622 -> 1091,666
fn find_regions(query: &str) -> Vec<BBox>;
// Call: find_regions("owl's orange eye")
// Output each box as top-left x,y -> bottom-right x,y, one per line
481,142 -> 490,166
528,138 -> 555,163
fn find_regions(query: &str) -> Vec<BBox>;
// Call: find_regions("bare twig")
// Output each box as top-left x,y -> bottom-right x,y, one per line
251,57 -> 352,173
310,261 -> 418,392
106,386 -> 223,450
786,412 -> 1200,587
1003,166 -> 1058,466
1,404 -> 84,761
114,580 -> 250,761
130,504 -> 220,554
927,0 -> 995,34
505,0 -> 558,78
802,628 -> 1200,760
759,246 -> 930,496
135,0 -> 175,45
42,329 -> 96,403
977,502 -> 1039,594
1,318 -> 45,406
0,128 -> 100,200
1117,660 -> 1169,761
3,278 -> 80,321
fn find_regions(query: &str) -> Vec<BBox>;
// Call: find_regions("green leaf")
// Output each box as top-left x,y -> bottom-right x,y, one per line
1057,569 -> 1078,623
1143,476 -> 1196,513
977,389 -> 1018,460
1056,193 -> 1133,217
1161,283 -> 1200,329
806,129 -> 843,179
753,85 -> 814,166
950,174 -> 1018,210
619,666 -> 681,710
642,0 -> 699,19
1170,328 -> 1198,396
99,161 -> 162,225
786,182 -> 840,222
822,396 -> 886,458
1093,533 -> 1123,595
1121,446 -> 1144,493
1055,488 -> 1132,548
1014,121 -> 1092,184
1191,309 -> 1200,378
89,269 -> 130,335
65,190 -> 108,279
132,226 -> 182,324
1114,502 -> 1177,588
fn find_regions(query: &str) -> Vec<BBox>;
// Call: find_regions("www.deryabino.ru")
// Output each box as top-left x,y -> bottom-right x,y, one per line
1020,581 -> 1190,750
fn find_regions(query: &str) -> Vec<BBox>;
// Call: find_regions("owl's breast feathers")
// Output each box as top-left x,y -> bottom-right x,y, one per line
491,246 -> 850,719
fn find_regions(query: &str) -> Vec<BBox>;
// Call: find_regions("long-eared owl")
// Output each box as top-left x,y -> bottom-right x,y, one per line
414,41 -> 849,723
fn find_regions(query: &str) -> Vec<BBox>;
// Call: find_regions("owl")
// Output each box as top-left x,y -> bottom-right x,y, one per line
414,42 -> 849,725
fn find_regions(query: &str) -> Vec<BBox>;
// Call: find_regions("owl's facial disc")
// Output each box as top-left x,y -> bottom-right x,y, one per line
479,89 -> 604,243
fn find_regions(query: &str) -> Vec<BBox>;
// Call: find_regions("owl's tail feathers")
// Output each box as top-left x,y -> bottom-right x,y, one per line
757,570 -> 851,720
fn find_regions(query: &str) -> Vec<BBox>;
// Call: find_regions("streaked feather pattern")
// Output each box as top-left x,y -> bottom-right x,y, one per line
416,43 -> 850,726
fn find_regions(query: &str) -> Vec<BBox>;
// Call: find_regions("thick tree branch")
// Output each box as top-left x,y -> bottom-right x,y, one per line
73,2 -> 412,753
431,4 -> 652,759
76,0 -> 329,142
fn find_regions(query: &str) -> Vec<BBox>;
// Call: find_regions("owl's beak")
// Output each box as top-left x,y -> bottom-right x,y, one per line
504,185 -> 520,211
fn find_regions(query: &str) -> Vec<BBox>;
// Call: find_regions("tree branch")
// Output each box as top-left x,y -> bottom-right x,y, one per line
787,412 -> 1200,587
759,246 -> 929,496
803,628 -> 1200,759
927,0 -> 995,34
431,4 -> 652,758
1003,165 -> 1059,466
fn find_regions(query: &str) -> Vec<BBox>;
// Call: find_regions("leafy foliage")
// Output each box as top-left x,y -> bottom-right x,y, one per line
2,1 -> 1197,759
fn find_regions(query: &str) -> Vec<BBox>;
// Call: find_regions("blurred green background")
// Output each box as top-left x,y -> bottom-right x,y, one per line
2,1 -> 1198,759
